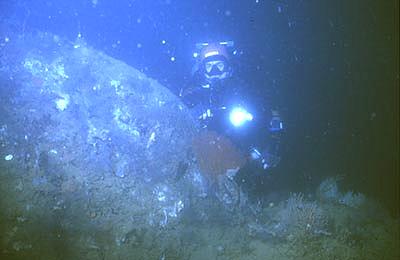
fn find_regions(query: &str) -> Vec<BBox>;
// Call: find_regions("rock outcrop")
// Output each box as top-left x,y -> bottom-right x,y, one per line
0,26 -> 199,259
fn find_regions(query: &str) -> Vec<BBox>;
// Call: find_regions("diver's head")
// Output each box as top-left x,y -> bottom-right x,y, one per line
200,42 -> 232,82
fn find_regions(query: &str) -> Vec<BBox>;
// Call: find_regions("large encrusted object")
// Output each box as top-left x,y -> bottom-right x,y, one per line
192,130 -> 246,184
0,29 -> 197,181
0,26 -> 197,257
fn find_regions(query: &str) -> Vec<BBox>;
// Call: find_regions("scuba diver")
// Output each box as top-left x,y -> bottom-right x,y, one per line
180,40 -> 284,172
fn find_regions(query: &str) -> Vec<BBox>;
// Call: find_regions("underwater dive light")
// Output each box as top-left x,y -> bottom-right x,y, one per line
229,107 -> 253,127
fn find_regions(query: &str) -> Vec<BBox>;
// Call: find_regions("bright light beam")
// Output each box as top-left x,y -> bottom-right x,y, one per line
229,107 -> 253,127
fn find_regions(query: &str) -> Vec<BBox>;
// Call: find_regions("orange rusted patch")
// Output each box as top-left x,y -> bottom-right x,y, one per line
192,130 -> 246,184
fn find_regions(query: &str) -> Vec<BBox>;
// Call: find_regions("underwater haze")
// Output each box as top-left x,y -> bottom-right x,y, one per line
0,0 -> 399,259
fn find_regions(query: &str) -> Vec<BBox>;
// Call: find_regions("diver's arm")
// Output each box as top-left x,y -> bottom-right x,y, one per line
249,109 -> 284,170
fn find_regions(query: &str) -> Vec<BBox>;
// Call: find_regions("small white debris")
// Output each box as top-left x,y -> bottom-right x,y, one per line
146,132 -> 156,148
170,56 -> 176,62
161,40 -> 166,44
56,98 -> 68,111
4,154 -> 13,161
49,149 -> 58,155
157,191 -> 166,202
110,80 -> 123,94
110,79 -> 120,87
55,94 -> 70,111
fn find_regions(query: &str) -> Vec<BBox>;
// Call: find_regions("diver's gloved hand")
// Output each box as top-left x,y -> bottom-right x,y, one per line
261,152 -> 281,169
269,110 -> 283,132
250,148 -> 281,170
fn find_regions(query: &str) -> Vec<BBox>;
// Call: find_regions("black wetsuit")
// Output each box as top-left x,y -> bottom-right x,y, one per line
182,75 -> 282,164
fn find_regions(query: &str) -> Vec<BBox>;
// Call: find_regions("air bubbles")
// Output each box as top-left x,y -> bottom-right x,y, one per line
112,40 -> 121,49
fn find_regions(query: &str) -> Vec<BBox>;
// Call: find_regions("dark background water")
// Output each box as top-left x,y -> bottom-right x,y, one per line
1,0 -> 398,215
